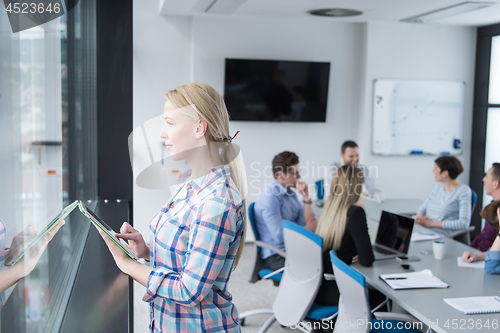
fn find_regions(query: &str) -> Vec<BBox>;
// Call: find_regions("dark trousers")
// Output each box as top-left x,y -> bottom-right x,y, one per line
264,254 -> 285,286
264,253 -> 285,270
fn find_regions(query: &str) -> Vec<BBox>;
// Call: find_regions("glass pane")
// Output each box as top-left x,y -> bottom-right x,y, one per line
0,1 -> 97,331
489,36 -> 500,104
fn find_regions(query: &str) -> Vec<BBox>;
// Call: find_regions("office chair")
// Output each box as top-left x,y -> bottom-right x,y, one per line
446,188 -> 477,245
315,179 -> 325,201
330,250 -> 424,333
248,221 -> 338,333
238,202 -> 285,326
246,202 -> 285,284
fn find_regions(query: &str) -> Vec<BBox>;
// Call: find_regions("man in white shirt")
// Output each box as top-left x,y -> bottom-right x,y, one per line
325,140 -> 384,202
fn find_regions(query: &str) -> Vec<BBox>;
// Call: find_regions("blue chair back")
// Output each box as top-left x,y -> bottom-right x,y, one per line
272,221 -> 324,326
329,250 -> 371,333
471,189 -> 477,213
248,202 -> 261,252
315,179 -> 325,200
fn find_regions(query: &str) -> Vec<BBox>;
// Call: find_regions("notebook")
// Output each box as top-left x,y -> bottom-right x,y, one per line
457,257 -> 485,269
373,211 -> 415,260
380,269 -> 449,290
444,296 -> 500,314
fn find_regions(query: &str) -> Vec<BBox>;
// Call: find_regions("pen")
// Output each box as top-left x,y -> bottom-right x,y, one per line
386,277 -> 407,280
418,232 -> 435,236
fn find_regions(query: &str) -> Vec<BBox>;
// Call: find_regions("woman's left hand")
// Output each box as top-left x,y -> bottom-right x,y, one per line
415,215 -> 437,228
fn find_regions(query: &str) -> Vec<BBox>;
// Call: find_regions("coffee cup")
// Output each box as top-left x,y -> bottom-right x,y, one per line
433,241 -> 446,260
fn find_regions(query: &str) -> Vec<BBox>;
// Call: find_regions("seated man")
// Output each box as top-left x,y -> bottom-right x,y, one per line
462,163 -> 500,263
325,140 -> 384,202
254,151 -> 317,271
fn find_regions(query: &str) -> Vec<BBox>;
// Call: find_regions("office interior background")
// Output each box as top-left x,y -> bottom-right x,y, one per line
1,0 -> 500,332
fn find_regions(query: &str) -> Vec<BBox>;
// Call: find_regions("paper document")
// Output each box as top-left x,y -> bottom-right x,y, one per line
411,232 -> 442,242
380,269 -> 449,290
457,257 -> 485,269
444,296 -> 500,314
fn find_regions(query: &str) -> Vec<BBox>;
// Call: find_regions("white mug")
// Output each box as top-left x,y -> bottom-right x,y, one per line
433,241 -> 446,260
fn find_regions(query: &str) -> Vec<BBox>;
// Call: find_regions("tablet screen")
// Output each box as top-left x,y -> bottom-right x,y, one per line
5,201 -> 79,266
78,201 -> 138,261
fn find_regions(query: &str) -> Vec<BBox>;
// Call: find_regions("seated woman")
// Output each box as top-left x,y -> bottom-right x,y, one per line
314,165 -> 375,307
462,201 -> 499,263
416,156 -> 472,235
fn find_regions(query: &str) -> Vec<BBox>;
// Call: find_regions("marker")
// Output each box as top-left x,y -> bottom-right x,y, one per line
440,152 -> 450,155
410,151 -> 423,155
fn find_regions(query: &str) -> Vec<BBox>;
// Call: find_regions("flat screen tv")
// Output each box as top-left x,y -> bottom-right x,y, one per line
224,58 -> 330,122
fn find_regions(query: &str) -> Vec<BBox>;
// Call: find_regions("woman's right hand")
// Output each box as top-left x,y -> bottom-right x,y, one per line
116,222 -> 149,259
462,251 -> 478,263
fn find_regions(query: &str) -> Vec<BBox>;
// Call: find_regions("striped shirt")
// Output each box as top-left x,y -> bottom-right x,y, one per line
417,183 -> 472,235
143,165 -> 244,333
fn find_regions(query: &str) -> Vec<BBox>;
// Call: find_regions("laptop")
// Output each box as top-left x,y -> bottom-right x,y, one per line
372,210 -> 415,260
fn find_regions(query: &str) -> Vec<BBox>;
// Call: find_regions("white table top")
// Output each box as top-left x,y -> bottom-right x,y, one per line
353,223 -> 500,333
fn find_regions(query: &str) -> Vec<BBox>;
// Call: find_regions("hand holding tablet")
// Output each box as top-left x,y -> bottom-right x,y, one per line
5,201 -> 78,266
78,201 -> 138,261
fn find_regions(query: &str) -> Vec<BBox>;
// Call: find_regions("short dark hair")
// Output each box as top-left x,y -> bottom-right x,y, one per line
272,151 -> 299,179
341,140 -> 358,154
480,200 -> 500,230
491,163 -> 500,182
434,156 -> 464,180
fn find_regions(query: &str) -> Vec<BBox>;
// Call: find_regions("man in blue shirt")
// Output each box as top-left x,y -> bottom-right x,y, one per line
254,151 -> 317,270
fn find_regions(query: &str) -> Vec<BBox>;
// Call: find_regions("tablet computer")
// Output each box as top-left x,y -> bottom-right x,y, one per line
78,201 -> 138,261
5,200 -> 79,266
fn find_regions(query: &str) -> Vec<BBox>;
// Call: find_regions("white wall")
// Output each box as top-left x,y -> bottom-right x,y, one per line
133,1 -> 477,237
133,0 -> 192,235
191,15 -> 366,206
358,22 -> 477,201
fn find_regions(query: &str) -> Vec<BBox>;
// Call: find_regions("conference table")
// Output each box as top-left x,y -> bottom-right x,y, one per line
358,223 -> 500,333
312,202 -> 500,333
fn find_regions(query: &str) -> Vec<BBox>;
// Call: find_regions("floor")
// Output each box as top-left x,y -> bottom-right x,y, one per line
133,242 -> 295,333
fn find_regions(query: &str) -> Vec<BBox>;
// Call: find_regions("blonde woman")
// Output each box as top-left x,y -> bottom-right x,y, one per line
314,165 -> 374,307
99,83 -> 246,332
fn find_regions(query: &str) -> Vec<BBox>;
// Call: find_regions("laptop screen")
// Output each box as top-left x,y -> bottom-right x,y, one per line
375,211 -> 414,254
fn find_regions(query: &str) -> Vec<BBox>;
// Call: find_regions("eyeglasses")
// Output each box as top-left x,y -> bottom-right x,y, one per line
288,171 -> 300,178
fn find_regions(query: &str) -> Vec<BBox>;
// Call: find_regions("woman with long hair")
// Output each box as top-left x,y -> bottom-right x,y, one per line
99,82 -> 246,332
314,165 -> 374,306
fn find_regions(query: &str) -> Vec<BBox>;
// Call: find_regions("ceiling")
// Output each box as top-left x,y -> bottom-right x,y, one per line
159,0 -> 500,27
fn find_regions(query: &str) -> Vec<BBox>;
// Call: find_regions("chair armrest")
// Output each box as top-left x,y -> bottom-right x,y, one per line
446,226 -> 475,239
373,312 -> 421,324
261,267 -> 285,280
255,241 -> 286,258
323,273 -> 335,281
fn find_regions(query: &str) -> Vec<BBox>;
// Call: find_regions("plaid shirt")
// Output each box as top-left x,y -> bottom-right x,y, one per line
143,165 -> 244,332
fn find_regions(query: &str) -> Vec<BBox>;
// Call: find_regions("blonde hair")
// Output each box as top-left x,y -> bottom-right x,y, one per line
165,82 -> 246,269
316,165 -> 363,251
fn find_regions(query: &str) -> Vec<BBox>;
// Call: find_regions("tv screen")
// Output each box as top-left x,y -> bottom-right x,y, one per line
224,58 -> 330,122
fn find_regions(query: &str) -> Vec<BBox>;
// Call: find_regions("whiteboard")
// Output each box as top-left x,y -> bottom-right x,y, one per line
372,79 -> 465,156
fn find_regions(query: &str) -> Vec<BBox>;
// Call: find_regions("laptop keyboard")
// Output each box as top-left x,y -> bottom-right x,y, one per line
373,245 -> 397,255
